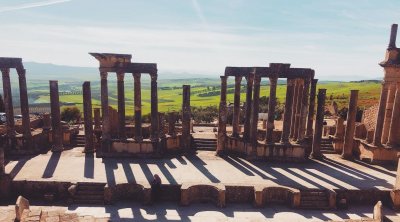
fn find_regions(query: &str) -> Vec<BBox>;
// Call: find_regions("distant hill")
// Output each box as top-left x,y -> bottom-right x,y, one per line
23,62 -> 216,80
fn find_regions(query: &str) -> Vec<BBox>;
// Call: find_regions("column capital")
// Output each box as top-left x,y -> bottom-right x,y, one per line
116,72 -> 125,81
100,71 -> 108,80
150,73 -> 158,81
133,73 -> 141,79
245,73 -> 254,82
220,75 -> 228,81
269,76 -> 278,85
287,78 -> 296,86
0,68 -> 10,75
234,75 -> 242,82
17,68 -> 26,78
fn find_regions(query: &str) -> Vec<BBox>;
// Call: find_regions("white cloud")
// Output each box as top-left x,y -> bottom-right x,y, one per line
0,0 -> 71,13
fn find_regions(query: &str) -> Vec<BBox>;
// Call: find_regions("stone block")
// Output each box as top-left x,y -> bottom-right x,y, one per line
373,201 -> 383,222
256,145 -> 265,157
254,186 -> 264,207
391,189 -> 400,210
15,195 -> 29,221
180,183 -> 225,208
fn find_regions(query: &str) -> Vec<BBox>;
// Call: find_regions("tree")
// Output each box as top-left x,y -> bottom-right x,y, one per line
0,94 -> 4,112
61,106 -> 81,124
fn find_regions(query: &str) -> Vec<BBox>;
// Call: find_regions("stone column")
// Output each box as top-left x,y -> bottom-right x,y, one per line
266,75 -> 278,143
168,112 -> 177,137
293,79 -> 304,141
159,112 -> 165,139
281,79 -> 295,144
94,108 -> 101,132
1,68 -> 15,137
49,80 -> 63,152
182,85 -> 191,149
250,75 -> 261,145
290,79 -> 300,138
217,76 -> 228,154
387,82 -> 400,146
0,139 -> 4,175
232,76 -> 242,137
17,68 -> 31,142
373,81 -> 389,146
82,81 -> 94,152
133,73 -> 143,142
42,113 -> 51,132
116,72 -> 126,140
342,90 -> 359,160
382,83 -> 396,144
150,74 -> 159,142
306,79 -> 318,137
100,71 -> 110,143
298,77 -> 311,142
310,89 -> 326,159
243,74 -> 254,142
388,24 -> 398,49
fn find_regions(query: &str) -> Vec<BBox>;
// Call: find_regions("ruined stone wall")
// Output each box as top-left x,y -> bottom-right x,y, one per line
362,103 -> 379,131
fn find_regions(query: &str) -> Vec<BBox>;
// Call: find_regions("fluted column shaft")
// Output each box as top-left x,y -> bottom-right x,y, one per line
306,79 -> 318,137
373,82 -> 389,146
133,73 -> 143,141
250,75 -> 261,145
182,85 -> 191,149
382,83 -> 396,144
100,71 -> 110,153
217,76 -> 228,154
266,76 -> 278,143
50,80 -> 63,152
310,89 -> 326,159
298,77 -> 311,141
342,90 -> 359,159
150,74 -> 159,141
17,68 -> 31,141
281,79 -> 296,143
243,74 -> 254,142
1,68 -> 15,137
82,81 -> 94,152
290,79 -> 300,138
117,72 -> 126,139
232,76 -> 242,137
388,82 -> 400,146
293,80 -> 304,140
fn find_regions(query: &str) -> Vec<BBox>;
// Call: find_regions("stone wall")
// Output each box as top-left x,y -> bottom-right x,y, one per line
362,103 -> 379,131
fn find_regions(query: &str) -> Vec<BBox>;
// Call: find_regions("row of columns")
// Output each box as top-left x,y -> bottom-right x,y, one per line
1,67 -> 32,149
373,81 -> 400,147
99,71 -> 159,152
218,73 -> 317,152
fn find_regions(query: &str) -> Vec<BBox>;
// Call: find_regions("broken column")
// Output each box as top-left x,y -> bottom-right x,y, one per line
387,82 -> 400,146
182,85 -> 191,150
116,72 -> 126,140
310,89 -> 326,159
306,79 -> 318,137
17,68 -> 32,144
342,90 -> 358,160
82,81 -> 94,152
168,112 -> 177,137
100,71 -> 111,152
49,80 -> 63,152
1,68 -> 15,138
250,75 -> 261,147
217,76 -> 228,154
373,81 -> 389,146
280,79 -> 295,144
232,76 -> 242,137
297,76 -> 311,142
243,73 -> 254,142
150,74 -> 159,142
93,108 -> 101,132
382,84 -> 396,144
133,73 -> 143,142
266,75 -> 278,143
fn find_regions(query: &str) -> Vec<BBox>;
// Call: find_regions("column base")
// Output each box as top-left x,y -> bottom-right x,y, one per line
134,136 -> 143,142
51,145 -> 63,152
341,153 -> 354,160
309,152 -> 324,160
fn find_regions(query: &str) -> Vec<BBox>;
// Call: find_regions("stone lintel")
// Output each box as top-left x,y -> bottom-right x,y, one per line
126,63 -> 157,74
89,52 -> 132,71
224,66 -> 255,76
224,66 -> 314,79
0,57 -> 23,69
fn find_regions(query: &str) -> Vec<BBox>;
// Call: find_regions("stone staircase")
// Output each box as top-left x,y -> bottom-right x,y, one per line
300,190 -> 330,209
193,138 -> 217,151
73,182 -> 105,205
74,134 -> 85,147
320,137 -> 335,154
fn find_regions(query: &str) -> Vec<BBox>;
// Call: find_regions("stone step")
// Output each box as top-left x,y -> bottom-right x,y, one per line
74,194 -> 104,201
73,199 -> 104,205
75,190 -> 104,195
301,195 -> 328,201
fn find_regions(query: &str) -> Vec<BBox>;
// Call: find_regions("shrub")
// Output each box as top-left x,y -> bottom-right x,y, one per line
61,106 -> 81,124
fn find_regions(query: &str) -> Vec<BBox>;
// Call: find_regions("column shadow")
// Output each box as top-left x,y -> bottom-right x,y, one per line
84,153 -> 94,179
185,154 -> 220,183
104,159 -> 117,186
42,152 -> 61,178
121,161 -> 136,183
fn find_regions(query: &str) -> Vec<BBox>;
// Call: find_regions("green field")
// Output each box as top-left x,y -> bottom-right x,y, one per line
21,78 -> 381,116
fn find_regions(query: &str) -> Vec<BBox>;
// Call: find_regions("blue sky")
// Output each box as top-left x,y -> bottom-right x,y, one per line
0,0 -> 399,80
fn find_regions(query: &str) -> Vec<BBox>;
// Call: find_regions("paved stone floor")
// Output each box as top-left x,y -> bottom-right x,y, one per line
1,201 -> 400,221
5,148 -> 396,190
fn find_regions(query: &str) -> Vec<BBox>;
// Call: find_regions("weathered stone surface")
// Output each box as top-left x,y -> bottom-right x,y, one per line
15,195 -> 30,221
217,76 -> 228,154
133,73 -> 143,142
281,79 -> 295,144
232,76 -> 242,137
342,90 -> 358,159
310,89 -> 326,159
181,85 -> 191,150
373,201 -> 383,222
150,74 -> 159,142
181,183 -> 226,208
82,82 -> 94,152
49,80 -> 63,152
